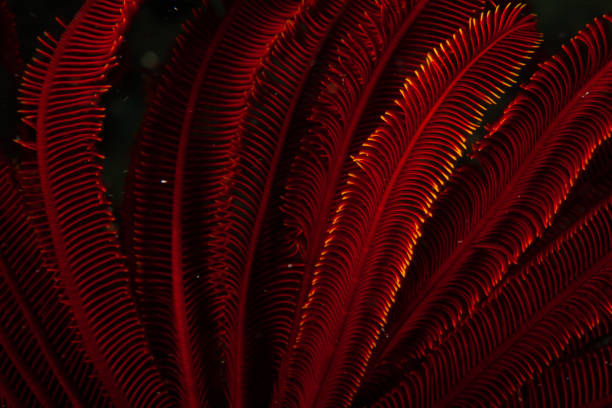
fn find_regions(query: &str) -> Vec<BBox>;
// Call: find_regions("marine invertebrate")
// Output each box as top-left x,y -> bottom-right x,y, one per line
0,0 -> 610,407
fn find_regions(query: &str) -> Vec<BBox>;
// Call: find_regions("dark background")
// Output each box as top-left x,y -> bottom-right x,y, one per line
2,0 -> 611,205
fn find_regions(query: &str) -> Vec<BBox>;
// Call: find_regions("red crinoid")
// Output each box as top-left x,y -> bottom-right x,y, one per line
0,0 -> 611,407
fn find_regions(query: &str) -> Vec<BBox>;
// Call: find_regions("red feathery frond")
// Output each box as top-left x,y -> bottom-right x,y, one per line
274,2 -> 490,402
374,198 -> 612,407
277,5 -> 540,407
15,0 -> 170,406
365,13 -> 612,406
372,12 -> 612,374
